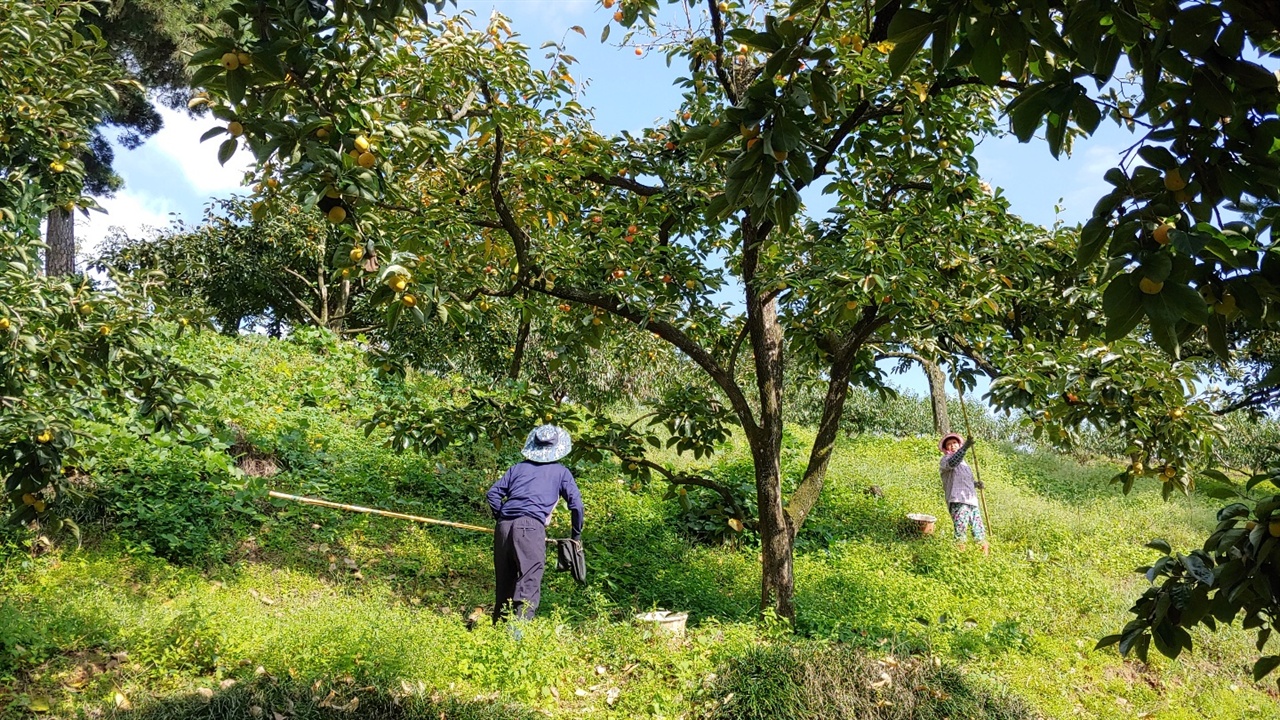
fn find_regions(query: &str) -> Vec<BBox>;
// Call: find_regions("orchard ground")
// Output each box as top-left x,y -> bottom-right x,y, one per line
1,330 -> 1277,719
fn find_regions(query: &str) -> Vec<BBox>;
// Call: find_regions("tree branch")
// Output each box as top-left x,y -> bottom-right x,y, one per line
1215,387 -> 1280,416
277,280 -> 324,327
478,79 -> 533,280
526,280 -> 759,437
938,332 -> 1001,377
706,0 -> 739,106
579,438 -> 747,519
787,304 -> 893,530
810,102 -> 903,183
581,171 -> 664,196
726,319 -> 750,380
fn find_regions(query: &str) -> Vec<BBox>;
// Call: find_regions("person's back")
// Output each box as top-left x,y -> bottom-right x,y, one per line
486,425 -> 583,623
488,460 -> 580,525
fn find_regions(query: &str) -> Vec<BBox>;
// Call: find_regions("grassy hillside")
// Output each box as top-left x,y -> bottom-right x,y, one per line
1,331 -> 1276,719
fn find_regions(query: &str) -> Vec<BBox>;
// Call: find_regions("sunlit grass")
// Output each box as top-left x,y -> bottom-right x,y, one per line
2,332 -> 1276,719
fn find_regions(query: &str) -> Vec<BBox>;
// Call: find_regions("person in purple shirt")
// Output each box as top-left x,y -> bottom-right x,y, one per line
485,424 -> 584,623
939,433 -> 988,555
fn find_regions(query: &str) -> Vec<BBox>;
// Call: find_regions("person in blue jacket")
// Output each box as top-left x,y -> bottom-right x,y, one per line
485,424 -> 584,623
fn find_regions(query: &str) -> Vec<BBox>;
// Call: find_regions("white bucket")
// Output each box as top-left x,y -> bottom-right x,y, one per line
906,513 -> 937,535
635,610 -> 688,637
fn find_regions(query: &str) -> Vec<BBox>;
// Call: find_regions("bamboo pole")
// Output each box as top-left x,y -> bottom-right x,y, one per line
267,490 -> 495,534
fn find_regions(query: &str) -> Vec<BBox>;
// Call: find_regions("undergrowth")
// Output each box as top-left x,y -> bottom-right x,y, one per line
1,330 -> 1277,719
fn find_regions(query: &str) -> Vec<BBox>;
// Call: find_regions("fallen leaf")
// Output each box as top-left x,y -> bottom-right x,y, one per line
28,695 -> 52,712
574,688 -> 588,697
595,665 -> 607,676
220,679 -> 237,690
197,688 -> 214,702
318,689 -> 337,708
606,687 -> 620,706
250,705 -> 263,717
113,691 -> 132,710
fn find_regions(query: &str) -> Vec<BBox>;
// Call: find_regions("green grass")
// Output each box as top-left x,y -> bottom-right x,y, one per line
1,331 -> 1277,719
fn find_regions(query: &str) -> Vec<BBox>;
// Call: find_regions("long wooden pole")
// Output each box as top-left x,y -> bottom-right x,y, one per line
955,389 -> 993,536
267,490 -> 495,534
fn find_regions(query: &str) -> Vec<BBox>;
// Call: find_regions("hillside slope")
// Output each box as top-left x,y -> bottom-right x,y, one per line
0,331 -> 1275,719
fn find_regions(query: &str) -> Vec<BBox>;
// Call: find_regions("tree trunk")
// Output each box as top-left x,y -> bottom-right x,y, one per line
333,277 -> 351,334
45,208 -> 75,276
317,256 -> 330,328
509,318 -> 531,380
786,353 -> 856,530
922,357 -> 951,435
881,351 -> 951,435
752,436 -> 794,620
743,218 -> 794,621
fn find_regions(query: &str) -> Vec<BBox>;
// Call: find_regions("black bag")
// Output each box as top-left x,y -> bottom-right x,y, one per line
554,539 -> 586,585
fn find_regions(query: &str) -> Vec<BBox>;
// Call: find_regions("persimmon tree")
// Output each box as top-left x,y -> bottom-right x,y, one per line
188,0 -> 1190,620
882,0 -> 1280,676
101,196 -> 366,335
1,1 -> 205,528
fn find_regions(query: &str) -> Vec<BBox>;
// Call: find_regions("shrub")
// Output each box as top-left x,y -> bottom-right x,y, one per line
706,641 -> 1033,720
91,427 -> 263,563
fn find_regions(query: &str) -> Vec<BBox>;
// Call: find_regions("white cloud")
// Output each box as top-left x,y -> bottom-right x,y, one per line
77,192 -> 180,261
150,106 -> 254,196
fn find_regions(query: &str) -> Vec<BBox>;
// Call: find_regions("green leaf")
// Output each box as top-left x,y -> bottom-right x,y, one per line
226,69 -> 247,105
1102,277 -> 1143,340
886,9 -> 935,79
1161,281 -> 1210,324
216,138 -> 238,166
1007,86 -> 1050,142
970,36 -> 1003,86
1073,95 -> 1102,135
1192,69 -> 1234,119
1094,634 -> 1123,650
1137,146 -> 1178,170
1144,539 -> 1172,554
200,126 -> 228,143
1181,554 -> 1215,586
190,64 -> 224,88
256,53 -> 286,82
1253,656 -> 1280,681
1076,217 -> 1110,266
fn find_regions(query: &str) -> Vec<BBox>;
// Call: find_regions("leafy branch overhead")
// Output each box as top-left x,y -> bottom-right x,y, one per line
184,0 -> 1276,634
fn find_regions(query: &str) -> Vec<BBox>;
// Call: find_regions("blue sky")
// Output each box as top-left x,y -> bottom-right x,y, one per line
79,0 -> 1138,402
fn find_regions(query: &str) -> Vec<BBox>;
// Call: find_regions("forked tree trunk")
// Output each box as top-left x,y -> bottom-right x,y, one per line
45,208 -> 75,276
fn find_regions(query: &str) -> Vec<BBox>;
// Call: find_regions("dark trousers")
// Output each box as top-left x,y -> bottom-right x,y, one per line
493,516 -> 546,623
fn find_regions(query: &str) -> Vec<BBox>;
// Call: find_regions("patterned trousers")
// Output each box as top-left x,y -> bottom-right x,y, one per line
948,502 -> 986,542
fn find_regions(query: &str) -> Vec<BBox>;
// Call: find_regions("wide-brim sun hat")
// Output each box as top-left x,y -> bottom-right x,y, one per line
522,424 -> 572,463
939,433 -> 963,452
